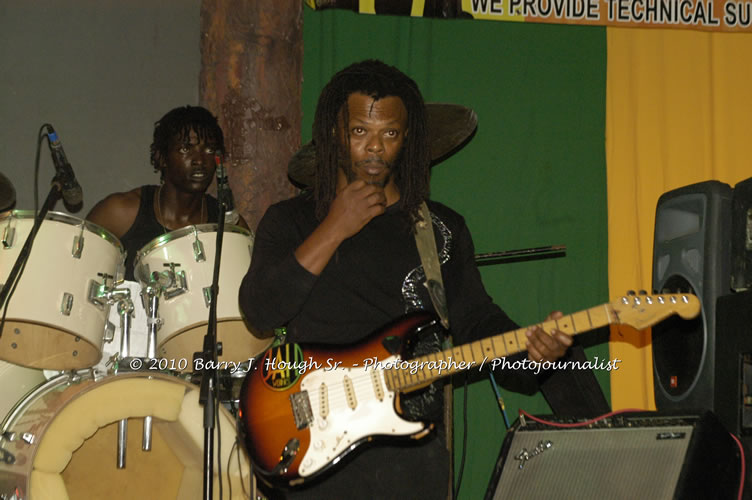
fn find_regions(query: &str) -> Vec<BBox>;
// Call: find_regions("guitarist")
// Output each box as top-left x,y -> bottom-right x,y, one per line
239,59 -> 609,499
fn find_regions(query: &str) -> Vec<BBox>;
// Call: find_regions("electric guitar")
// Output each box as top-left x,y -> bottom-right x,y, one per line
237,293 -> 700,488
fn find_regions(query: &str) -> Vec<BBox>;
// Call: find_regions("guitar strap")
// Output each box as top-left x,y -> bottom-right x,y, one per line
414,201 -> 454,500
415,202 -> 450,330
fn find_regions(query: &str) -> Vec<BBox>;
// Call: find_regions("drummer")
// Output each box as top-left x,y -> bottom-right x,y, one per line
87,105 -> 248,281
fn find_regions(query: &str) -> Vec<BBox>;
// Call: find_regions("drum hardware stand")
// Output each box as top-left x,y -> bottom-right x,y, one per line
85,278 -> 137,468
114,289 -> 135,468
87,275 -> 131,379
139,278 -> 164,454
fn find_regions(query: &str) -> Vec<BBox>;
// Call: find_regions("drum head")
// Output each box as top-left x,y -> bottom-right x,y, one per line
0,372 -> 252,499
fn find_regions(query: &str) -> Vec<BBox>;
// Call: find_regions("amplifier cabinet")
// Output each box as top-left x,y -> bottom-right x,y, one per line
485,412 -> 739,500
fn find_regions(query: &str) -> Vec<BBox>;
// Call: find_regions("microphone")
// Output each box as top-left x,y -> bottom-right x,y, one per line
46,126 -> 83,210
215,155 -> 239,225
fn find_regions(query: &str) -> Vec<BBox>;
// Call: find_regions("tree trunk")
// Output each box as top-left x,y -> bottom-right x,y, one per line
200,0 -> 302,230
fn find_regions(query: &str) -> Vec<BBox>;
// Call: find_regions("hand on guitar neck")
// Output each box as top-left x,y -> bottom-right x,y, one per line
525,310 -> 573,363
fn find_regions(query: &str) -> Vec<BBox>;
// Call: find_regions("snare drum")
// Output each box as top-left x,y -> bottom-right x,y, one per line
134,224 -> 270,370
0,211 -> 124,370
0,372 -> 251,499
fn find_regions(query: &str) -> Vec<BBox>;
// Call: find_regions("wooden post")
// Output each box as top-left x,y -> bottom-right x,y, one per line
199,0 -> 302,230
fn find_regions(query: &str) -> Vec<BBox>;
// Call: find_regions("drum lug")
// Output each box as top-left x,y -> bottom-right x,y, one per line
0,430 -> 34,446
71,225 -> 85,259
0,446 -> 15,466
1,223 -> 15,249
61,292 -> 74,316
203,286 -> 212,308
103,320 -> 116,343
192,236 -> 206,262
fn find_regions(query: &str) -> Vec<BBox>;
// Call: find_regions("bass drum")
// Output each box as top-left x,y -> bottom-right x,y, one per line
0,211 -> 124,370
0,361 -> 46,423
134,224 -> 271,370
0,372 -> 252,499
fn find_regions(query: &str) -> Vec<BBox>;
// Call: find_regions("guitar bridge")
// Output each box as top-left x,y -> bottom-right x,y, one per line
290,391 -> 313,430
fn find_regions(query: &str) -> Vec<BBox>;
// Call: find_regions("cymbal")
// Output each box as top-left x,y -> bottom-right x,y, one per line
288,102 -> 478,188
0,171 -> 16,212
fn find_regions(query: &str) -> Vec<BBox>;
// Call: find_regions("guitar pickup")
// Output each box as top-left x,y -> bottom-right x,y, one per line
290,391 -> 313,431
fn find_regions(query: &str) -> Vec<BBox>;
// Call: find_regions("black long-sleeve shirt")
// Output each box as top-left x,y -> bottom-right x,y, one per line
239,193 -> 543,499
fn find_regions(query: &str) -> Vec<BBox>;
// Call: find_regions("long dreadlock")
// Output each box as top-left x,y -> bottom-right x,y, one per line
312,60 -> 431,222
149,105 -> 225,175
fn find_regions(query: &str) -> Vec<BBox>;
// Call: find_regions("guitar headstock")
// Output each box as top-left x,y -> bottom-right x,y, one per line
609,292 -> 701,330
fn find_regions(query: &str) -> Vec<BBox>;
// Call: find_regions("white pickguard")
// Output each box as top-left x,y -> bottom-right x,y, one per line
296,355 -> 425,478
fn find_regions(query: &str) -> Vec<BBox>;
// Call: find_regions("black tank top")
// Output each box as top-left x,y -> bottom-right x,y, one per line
120,185 -> 219,280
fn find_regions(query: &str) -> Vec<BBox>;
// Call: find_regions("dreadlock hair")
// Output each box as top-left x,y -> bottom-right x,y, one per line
312,59 -> 431,222
149,105 -> 225,176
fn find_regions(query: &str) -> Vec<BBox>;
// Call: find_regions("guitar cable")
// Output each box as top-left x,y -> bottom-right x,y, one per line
488,372 -> 511,429
453,374 -> 469,500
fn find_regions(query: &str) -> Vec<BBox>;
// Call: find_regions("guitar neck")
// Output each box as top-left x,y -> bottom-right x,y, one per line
384,303 -> 616,393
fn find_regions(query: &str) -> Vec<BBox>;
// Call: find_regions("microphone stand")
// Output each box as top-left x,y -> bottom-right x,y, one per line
197,157 -> 229,500
0,171 -> 64,333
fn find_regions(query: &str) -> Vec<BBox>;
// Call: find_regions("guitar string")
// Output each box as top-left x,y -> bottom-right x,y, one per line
307,371 -> 391,411
298,302 -> 680,412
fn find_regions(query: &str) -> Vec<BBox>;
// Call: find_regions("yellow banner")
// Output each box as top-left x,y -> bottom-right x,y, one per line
461,0 -> 752,32
304,0 -> 752,32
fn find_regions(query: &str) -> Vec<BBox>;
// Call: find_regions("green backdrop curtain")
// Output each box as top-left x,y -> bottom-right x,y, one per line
302,9 -> 609,499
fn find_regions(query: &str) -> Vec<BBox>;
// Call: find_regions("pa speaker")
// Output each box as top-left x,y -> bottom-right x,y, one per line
731,177 -> 752,292
651,180 -> 732,411
485,412 -> 739,500
714,290 -> 752,436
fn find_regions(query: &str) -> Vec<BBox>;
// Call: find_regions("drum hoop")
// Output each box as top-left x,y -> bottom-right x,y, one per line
133,223 -> 251,264
2,372 -> 195,435
4,210 -> 125,254
1,372 -> 74,431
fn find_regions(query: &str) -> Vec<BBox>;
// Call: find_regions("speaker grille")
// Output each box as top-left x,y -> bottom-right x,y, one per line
492,427 -> 691,500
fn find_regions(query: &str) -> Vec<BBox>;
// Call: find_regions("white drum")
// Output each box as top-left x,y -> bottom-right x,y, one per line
0,211 -> 124,370
134,224 -> 271,371
0,360 -> 46,423
0,372 -> 251,499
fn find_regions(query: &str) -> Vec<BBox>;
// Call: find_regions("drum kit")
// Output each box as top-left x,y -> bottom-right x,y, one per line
0,104 -> 486,499
0,186 -> 269,499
